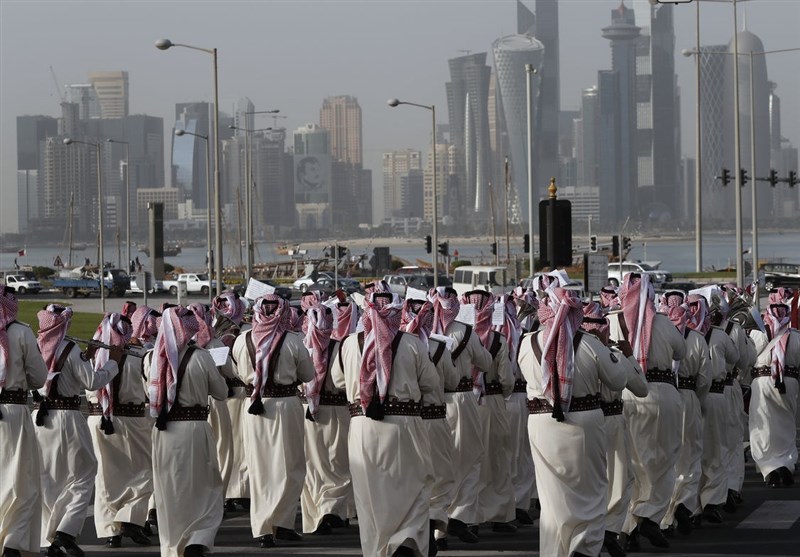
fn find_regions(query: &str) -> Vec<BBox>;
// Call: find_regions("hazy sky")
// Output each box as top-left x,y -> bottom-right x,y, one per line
1,0 -> 798,233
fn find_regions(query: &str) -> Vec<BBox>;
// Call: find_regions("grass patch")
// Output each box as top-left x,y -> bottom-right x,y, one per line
17,300 -> 103,341
673,271 -> 737,279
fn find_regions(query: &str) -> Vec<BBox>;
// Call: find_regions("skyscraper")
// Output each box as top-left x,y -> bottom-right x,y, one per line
698,45 -> 728,222
88,71 -> 129,119
534,0 -> 561,189
446,52 -> 492,216
492,34 -> 544,218
383,150 -> 423,218
172,103 -> 211,208
578,86 -> 598,189
320,95 -> 362,165
601,1 -> 640,224
63,84 -> 102,120
632,1 -> 680,220
293,124 -> 331,230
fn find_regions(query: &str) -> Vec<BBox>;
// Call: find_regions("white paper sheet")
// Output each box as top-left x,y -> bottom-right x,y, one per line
243,278 -> 275,300
430,333 -> 455,352
492,296 -> 506,326
209,346 -> 230,367
405,287 -> 428,301
456,303 -> 476,326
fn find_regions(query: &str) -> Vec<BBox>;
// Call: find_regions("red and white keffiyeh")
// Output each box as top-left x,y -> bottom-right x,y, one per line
686,294 -> 711,335
581,301 -> 610,340
121,300 -> 137,319
660,291 -> 689,334
250,295 -> 291,402
496,294 -> 520,363
0,289 -> 19,394
462,291 -> 495,398
769,287 -> 794,305
536,288 -> 584,421
36,304 -> 73,398
188,303 -> 214,348
514,286 -> 539,331
93,312 -> 132,429
359,292 -> 403,413
288,306 -> 305,333
148,307 -> 199,419
430,287 -> 460,335
303,306 -> 334,419
332,302 -> 359,341
600,286 -> 621,310
401,298 -> 434,345
131,305 -> 161,344
620,274 -> 656,372
300,291 -> 327,334
212,291 -> 246,325
763,303 -> 791,387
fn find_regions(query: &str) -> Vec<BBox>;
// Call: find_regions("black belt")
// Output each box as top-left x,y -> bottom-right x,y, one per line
724,372 -> 734,386
247,382 -> 299,398
709,380 -> 726,394
349,400 -> 421,418
297,391 -> 348,406
445,377 -> 474,393
33,396 -> 81,411
601,399 -> 623,416
87,402 -> 146,417
527,393 -> 601,415
678,376 -> 697,391
0,389 -> 27,405
484,381 -> 504,396
512,379 -> 527,393
752,366 -> 799,380
225,377 -> 247,389
420,403 -> 447,420
167,405 -> 209,421
646,368 -> 676,385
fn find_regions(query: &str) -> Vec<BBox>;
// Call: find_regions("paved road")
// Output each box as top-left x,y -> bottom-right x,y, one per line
65,450 -> 800,557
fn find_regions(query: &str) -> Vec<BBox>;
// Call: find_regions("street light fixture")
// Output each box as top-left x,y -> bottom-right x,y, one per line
64,137 -> 106,313
387,98 -> 439,288
156,38 -> 223,296
175,128 -> 213,303
106,138 -> 131,272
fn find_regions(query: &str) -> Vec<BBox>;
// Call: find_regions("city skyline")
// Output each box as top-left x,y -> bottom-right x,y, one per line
1,0 -> 798,234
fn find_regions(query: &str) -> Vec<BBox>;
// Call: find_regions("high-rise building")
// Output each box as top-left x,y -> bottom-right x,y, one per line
597,70 -> 622,225
64,84 -> 102,120
632,1 -> 680,220
382,150 -> 423,218
320,95 -> 362,165
517,0 -> 535,34
88,71 -> 129,119
534,0 -> 561,190
698,45 -> 728,222
600,1 -> 640,224
724,30 -> 772,221
446,53 -> 492,216
293,124 -> 331,230
492,34 -> 544,221
578,86 -> 598,189
172,103 -> 212,208
251,129 -> 293,230
423,143 -> 455,223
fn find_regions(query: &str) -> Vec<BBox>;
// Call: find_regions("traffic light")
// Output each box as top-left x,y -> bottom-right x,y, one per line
740,168 -> 749,186
718,168 -> 731,186
490,242 -> 497,256
425,235 -> 432,254
438,241 -> 449,257
623,236 -> 632,251
789,170 -> 798,188
590,235 -> 597,252
611,235 -> 619,257
523,233 -> 530,254
768,169 -> 779,187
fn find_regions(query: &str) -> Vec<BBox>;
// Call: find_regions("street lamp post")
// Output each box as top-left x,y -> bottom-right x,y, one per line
107,139 -> 130,272
156,38 -> 223,296
525,64 -> 538,276
175,128 -> 213,303
388,99 -> 439,288
64,137 -> 106,312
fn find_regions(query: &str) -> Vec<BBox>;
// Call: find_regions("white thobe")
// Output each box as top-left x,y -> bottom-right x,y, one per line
147,346 -> 228,557
612,313 -> 686,530
698,327 -> 739,508
443,321 -> 492,524
476,333 -> 516,524
519,330 -> 630,557
0,322 -> 47,553
204,338 -> 236,496
663,328 -> 710,525
723,320 -> 755,493
217,324 -> 250,500
747,329 -> 800,478
35,340 -> 118,545
232,331 -> 314,538
600,347 -> 648,535
301,338 -> 354,533
87,344 -> 153,537
333,331 -> 439,557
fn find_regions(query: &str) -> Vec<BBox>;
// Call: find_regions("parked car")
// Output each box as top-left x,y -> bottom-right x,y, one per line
307,277 -> 363,296
161,273 -> 224,297
452,266 -> 509,296
1,272 -> 42,294
293,271 -> 335,292
762,262 -> 800,291
607,261 -> 673,289
233,279 -> 292,301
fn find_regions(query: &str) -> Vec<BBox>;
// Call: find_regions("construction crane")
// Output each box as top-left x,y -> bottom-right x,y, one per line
458,49 -> 472,56
49,65 -> 65,102
270,114 -> 287,128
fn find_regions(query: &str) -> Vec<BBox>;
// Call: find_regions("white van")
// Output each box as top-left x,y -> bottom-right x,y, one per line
452,266 -> 509,296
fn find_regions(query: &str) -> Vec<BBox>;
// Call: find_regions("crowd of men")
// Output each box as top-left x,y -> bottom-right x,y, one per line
0,271 -> 797,557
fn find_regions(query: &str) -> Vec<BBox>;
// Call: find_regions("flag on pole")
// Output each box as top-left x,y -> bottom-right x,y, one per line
17,249 -> 26,257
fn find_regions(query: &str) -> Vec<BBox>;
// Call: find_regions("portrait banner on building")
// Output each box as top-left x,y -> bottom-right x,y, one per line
294,154 -> 331,204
